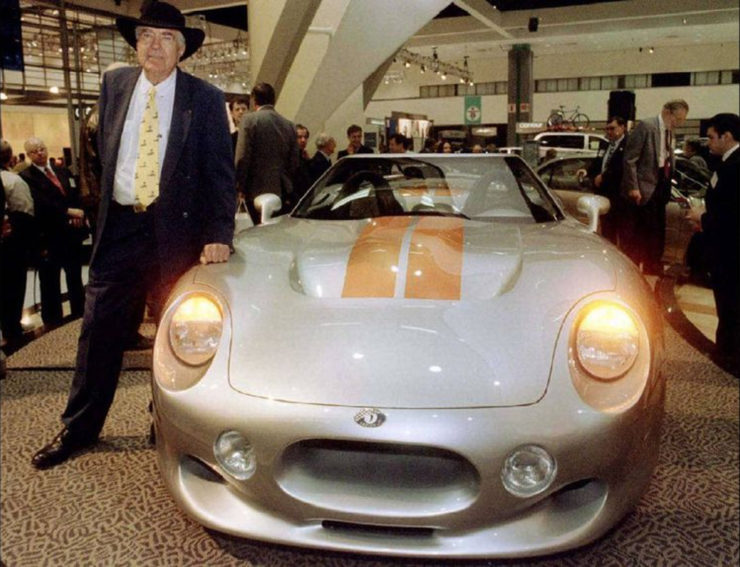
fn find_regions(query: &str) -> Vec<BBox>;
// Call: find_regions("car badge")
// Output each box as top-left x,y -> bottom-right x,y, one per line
354,408 -> 386,428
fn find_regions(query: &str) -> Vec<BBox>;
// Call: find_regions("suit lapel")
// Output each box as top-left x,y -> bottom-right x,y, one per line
160,68 -> 192,193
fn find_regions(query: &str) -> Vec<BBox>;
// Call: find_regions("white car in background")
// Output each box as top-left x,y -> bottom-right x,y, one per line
534,131 -> 609,160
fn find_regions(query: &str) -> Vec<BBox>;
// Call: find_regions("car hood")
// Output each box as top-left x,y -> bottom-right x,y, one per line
198,217 -> 617,409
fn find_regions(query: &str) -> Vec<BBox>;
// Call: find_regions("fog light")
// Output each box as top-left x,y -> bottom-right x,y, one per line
214,431 -> 256,481
501,445 -> 556,498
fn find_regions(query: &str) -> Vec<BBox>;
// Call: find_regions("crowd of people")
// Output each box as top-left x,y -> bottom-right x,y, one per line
0,1 -> 736,466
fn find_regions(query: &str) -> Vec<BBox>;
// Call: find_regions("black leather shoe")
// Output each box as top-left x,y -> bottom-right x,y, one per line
31,428 -> 97,470
124,332 -> 154,351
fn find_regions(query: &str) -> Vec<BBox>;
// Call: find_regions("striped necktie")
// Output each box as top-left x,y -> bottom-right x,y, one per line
134,86 -> 160,209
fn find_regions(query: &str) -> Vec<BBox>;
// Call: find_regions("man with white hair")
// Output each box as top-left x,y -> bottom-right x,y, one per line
31,1 -> 235,470
21,136 -> 86,326
309,133 -> 336,183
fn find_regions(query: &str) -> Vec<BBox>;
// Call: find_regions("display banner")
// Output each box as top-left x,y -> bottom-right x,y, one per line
464,96 -> 482,125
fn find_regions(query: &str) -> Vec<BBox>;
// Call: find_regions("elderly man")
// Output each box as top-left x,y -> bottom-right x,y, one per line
21,137 -> 86,326
32,1 -> 235,469
309,133 -> 336,183
620,99 -> 689,275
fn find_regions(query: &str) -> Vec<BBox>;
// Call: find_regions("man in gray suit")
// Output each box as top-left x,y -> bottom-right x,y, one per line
31,2 -> 235,469
235,82 -> 299,224
620,99 -> 689,275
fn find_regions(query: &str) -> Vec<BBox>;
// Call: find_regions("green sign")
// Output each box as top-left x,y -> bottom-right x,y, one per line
464,95 -> 482,125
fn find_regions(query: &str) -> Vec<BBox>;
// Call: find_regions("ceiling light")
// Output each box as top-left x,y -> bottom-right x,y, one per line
648,47 -> 654,53
0,92 -> 7,101
49,86 -> 59,94
441,73 -> 447,80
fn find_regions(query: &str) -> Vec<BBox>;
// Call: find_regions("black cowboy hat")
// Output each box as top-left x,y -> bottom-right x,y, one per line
116,1 -> 205,61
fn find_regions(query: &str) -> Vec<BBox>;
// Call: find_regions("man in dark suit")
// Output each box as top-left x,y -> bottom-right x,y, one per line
235,82 -> 298,224
21,137 -> 86,326
229,96 -> 249,154
32,1 -> 235,469
308,133 -> 336,183
291,124 -> 313,208
337,124 -> 374,159
620,99 -> 689,275
587,116 -> 627,244
687,113 -> 739,375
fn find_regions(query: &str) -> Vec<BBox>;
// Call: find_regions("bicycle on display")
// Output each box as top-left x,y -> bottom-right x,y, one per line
547,105 -> 590,129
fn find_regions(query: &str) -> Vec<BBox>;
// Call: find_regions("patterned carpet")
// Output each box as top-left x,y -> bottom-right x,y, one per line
1,326 -> 738,565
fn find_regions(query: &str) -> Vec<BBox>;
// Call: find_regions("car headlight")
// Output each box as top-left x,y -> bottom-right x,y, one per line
501,445 -> 557,498
569,300 -> 652,412
576,303 -> 639,379
214,430 -> 257,481
169,294 -> 223,366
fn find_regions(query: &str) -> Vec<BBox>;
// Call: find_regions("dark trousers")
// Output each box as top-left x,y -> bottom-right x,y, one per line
38,240 -> 84,325
713,268 -> 740,364
619,179 -> 669,273
61,205 -> 158,440
0,236 -> 29,338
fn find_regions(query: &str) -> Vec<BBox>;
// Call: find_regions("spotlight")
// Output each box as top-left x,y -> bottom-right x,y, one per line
404,61 -> 410,68
648,47 -> 654,53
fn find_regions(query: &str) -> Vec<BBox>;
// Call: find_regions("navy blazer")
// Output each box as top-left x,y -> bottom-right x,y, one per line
94,66 -> 235,281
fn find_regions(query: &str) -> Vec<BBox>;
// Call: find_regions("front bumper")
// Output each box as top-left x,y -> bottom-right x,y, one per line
153,367 -> 664,559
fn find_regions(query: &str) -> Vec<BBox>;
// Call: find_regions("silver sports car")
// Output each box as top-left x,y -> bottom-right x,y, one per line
152,154 -> 665,559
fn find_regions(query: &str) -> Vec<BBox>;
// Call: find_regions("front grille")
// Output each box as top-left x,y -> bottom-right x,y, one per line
277,440 -> 480,517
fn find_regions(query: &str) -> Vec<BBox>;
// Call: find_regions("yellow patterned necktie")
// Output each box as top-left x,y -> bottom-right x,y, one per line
134,86 -> 159,209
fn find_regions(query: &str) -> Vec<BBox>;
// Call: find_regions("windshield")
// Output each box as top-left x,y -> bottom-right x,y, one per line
293,155 -> 563,223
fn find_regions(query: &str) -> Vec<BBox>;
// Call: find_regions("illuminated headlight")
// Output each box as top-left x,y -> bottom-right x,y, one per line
569,300 -> 652,412
214,431 -> 257,481
169,294 -> 223,366
576,303 -> 639,379
501,445 -> 556,498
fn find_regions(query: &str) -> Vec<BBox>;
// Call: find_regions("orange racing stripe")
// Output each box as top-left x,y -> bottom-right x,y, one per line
342,217 -> 412,298
404,217 -> 464,300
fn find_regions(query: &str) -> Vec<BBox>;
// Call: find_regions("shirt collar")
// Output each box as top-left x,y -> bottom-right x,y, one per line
137,67 -> 177,96
723,143 -> 739,161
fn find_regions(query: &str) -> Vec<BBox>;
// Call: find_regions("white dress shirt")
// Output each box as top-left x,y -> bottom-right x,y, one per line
113,69 -> 177,205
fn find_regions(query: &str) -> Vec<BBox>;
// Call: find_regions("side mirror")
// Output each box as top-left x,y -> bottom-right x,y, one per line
254,193 -> 282,224
576,194 -> 610,233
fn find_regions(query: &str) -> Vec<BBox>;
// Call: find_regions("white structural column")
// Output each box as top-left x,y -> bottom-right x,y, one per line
253,0 -> 449,136
248,0 -> 321,97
